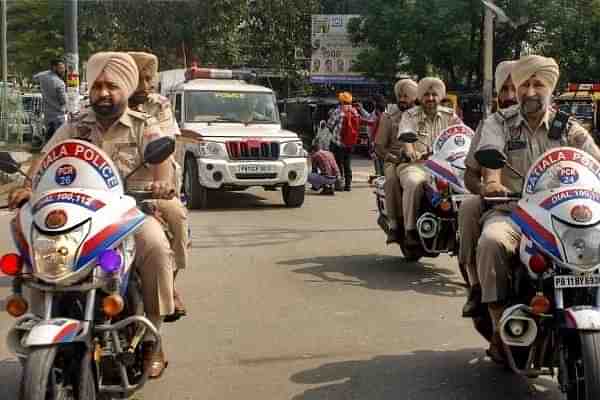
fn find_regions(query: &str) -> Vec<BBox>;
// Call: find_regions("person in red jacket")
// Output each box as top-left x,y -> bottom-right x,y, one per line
327,91 -> 360,191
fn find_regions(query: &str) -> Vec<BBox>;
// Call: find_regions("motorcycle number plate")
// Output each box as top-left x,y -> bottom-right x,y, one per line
554,274 -> 600,288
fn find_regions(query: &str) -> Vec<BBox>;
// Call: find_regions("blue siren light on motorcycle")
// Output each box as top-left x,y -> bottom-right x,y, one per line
98,249 -> 122,273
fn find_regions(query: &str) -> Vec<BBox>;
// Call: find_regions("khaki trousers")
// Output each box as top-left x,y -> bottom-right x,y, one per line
476,210 -> 521,304
383,162 -> 403,230
397,164 -> 429,231
134,216 -> 175,316
155,197 -> 189,271
458,196 -> 483,286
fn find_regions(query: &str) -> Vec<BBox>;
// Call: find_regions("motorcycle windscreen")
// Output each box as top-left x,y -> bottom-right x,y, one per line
524,147 -> 600,195
30,139 -> 124,197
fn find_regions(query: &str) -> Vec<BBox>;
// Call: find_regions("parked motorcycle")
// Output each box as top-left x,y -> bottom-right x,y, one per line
1,136 -> 174,400
374,124 -> 475,272
476,145 -> 600,399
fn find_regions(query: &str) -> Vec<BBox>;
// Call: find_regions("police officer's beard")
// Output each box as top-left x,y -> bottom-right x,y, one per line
129,91 -> 148,108
521,95 -> 548,115
398,101 -> 412,111
92,98 -> 126,119
499,98 -> 518,109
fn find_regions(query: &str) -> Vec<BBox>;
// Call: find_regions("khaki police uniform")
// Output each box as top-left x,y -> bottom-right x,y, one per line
396,105 -> 460,231
135,93 -> 189,271
374,107 -> 405,229
458,124 -> 484,285
43,108 -> 176,316
475,105 -> 600,303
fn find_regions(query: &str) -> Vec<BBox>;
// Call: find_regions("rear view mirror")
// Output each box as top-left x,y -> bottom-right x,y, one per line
475,146 -> 507,170
0,152 -> 20,174
144,137 -> 175,165
398,131 -> 418,143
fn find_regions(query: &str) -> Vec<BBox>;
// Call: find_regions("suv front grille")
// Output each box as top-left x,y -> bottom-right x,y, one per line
226,140 -> 279,160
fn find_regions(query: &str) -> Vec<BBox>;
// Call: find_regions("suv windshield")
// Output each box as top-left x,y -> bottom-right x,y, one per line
558,101 -> 594,121
185,91 -> 280,124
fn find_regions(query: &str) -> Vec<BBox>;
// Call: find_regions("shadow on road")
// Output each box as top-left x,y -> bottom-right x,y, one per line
191,226 -> 379,250
280,254 -> 466,297
0,357 -> 20,399
290,348 -> 560,400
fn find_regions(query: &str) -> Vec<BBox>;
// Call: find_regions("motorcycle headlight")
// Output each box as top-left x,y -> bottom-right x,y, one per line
281,141 -> 305,157
32,220 -> 91,283
552,217 -> 600,270
198,141 -> 226,159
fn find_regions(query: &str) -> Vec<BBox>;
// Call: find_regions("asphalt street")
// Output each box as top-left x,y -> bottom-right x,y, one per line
0,158 -> 562,399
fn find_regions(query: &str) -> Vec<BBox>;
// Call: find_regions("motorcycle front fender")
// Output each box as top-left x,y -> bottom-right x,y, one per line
564,307 -> 600,331
24,318 -> 85,346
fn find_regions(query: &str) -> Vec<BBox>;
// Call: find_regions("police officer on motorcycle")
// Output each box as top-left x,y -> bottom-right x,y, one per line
459,60 -> 517,317
9,52 -> 175,378
396,78 -> 461,246
374,78 -> 418,244
473,55 -> 600,362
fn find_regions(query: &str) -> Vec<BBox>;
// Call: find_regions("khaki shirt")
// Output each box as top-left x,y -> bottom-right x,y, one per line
475,105 -> 600,193
133,93 -> 180,137
397,105 -> 461,155
42,108 -> 163,190
374,107 -> 404,160
465,121 -> 483,174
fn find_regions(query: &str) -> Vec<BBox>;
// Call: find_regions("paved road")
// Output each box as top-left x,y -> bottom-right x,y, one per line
0,159 -> 561,399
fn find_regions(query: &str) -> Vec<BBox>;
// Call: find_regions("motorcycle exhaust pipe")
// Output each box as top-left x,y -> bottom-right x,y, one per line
499,304 -> 538,347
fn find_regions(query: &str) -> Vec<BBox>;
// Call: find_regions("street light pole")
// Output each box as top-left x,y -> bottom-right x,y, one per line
482,0 -> 494,119
1,0 -> 6,84
64,0 -> 79,115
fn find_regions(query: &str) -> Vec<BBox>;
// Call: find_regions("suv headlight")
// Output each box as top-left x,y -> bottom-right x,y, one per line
32,220 -> 91,283
552,217 -> 600,270
198,141 -> 226,159
281,141 -> 305,157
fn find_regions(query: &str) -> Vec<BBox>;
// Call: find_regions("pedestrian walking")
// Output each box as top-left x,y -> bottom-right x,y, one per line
326,91 -> 360,191
34,59 -> 67,142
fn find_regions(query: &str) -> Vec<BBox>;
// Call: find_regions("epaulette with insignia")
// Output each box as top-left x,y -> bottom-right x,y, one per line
129,109 -> 152,120
438,106 -> 454,114
147,93 -> 170,110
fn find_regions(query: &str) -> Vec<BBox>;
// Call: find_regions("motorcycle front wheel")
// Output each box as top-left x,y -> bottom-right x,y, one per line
19,345 -> 96,400
567,332 -> 600,400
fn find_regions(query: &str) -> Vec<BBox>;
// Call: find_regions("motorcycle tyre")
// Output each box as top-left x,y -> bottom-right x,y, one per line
568,332 -> 600,400
19,345 -> 96,400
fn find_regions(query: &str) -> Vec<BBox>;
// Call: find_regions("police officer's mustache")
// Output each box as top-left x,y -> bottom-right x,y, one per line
521,95 -> 546,114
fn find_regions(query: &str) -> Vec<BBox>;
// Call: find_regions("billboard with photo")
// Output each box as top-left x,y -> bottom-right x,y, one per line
310,14 -> 365,78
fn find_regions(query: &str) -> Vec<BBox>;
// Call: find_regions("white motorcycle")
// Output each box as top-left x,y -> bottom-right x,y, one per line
375,124 -> 475,271
476,145 -> 600,399
0,137 -> 174,400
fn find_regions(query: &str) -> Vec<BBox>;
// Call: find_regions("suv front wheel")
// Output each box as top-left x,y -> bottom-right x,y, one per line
282,184 -> 305,208
184,156 -> 210,209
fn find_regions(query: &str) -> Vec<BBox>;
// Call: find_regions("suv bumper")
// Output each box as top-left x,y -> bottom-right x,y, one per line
194,157 -> 308,189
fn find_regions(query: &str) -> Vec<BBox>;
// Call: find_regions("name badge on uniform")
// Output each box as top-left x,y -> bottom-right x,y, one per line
507,139 -> 526,151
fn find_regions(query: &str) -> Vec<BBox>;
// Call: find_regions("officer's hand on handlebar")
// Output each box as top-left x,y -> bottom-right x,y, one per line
384,153 -> 400,164
482,181 -> 511,197
400,148 -> 419,163
149,180 -> 176,200
8,186 -> 32,209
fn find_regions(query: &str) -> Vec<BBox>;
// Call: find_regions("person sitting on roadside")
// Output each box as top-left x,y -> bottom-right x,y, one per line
308,143 -> 341,195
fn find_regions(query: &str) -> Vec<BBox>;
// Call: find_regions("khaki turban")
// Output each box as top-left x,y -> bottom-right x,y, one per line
394,79 -> 418,101
511,55 -> 559,91
87,52 -> 139,98
338,92 -> 353,104
417,77 -> 446,101
495,60 -> 515,92
128,52 -> 158,77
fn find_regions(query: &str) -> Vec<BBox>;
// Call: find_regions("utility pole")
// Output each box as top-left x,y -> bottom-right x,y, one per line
64,0 -> 79,115
1,0 -> 6,84
482,0 -> 494,119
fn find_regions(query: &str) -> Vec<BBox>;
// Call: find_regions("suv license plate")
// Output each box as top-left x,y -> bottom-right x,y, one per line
238,164 -> 273,174
554,274 -> 600,289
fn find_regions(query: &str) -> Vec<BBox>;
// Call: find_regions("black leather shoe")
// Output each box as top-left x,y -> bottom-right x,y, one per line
405,230 -> 420,247
386,229 -> 400,244
462,284 -> 482,317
